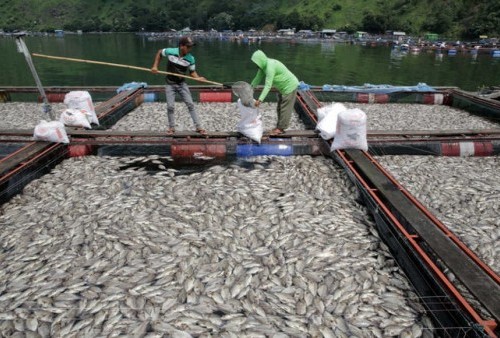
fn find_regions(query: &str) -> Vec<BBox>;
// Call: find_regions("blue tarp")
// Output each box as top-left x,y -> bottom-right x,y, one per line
117,82 -> 148,93
298,81 -> 311,91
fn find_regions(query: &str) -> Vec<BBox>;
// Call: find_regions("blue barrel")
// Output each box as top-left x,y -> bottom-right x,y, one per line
236,143 -> 293,157
448,49 -> 457,55
492,50 -> 500,58
143,93 -> 158,102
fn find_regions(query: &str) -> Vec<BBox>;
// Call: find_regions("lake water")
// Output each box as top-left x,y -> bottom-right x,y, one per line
1,33 -> 499,92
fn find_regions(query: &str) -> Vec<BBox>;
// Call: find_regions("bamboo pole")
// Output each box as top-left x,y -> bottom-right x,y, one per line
32,53 -> 224,86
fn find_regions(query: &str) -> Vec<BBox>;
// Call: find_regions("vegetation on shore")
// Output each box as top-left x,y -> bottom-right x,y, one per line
0,0 -> 498,39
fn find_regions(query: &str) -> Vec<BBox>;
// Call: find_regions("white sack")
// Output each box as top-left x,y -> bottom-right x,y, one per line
331,108 -> 368,151
64,91 -> 98,125
316,103 -> 347,140
34,120 -> 69,144
59,108 -> 91,129
237,99 -> 263,143
316,102 -> 346,122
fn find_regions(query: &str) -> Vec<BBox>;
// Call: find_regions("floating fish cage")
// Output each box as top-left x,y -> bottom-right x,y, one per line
0,85 -> 499,337
311,90 -> 450,105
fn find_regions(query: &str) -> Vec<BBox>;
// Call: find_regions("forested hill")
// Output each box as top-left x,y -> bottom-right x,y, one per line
0,0 -> 498,39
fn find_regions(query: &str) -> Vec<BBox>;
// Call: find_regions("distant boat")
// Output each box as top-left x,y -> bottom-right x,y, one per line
54,30 -> 64,37
410,46 -> 421,54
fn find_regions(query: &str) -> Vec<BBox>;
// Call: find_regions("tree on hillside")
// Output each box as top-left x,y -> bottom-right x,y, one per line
277,10 -> 300,30
421,13 -> 452,35
275,10 -> 324,31
208,12 -> 234,31
0,0 -> 498,36
462,0 -> 499,38
361,13 -> 387,34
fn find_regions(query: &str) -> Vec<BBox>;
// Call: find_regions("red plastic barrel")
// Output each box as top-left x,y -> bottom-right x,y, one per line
356,93 -> 389,103
199,91 -> 232,102
67,139 -> 95,157
171,143 -> 226,160
441,141 -> 494,156
421,93 -> 445,105
474,142 -> 494,156
441,142 -> 460,156
38,93 -> 67,103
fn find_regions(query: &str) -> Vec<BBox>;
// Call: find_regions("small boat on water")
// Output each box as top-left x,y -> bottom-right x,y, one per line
409,44 -> 421,53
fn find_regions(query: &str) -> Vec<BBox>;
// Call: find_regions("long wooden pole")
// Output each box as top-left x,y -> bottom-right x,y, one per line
31,53 -> 224,86
16,38 -> 55,119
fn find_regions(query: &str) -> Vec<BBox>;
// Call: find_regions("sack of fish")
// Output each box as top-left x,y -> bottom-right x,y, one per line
63,91 -> 99,125
33,120 -> 69,144
331,108 -> 368,151
59,108 -> 92,129
316,102 -> 347,140
236,99 -> 263,143
315,103 -> 368,151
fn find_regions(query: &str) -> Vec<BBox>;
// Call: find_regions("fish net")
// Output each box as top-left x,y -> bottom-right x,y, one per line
232,81 -> 255,107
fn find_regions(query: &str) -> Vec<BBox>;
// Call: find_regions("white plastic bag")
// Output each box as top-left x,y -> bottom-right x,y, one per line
237,99 -> 263,143
316,102 -> 346,122
331,108 -> 368,151
64,91 -> 98,125
33,120 -> 69,144
59,108 -> 91,129
316,103 -> 347,140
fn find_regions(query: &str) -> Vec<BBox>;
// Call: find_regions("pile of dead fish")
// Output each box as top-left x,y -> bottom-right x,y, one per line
0,100 -> 497,336
0,101 -> 497,133
375,155 -> 499,274
0,155 -> 431,337
109,102 -> 499,132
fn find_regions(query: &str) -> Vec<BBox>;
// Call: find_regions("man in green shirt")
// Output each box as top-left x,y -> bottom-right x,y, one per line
251,50 -> 299,135
151,36 -> 207,135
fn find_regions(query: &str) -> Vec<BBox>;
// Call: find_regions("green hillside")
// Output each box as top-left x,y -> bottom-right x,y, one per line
0,0 -> 498,39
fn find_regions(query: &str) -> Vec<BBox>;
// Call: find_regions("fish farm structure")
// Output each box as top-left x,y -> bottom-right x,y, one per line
0,83 -> 499,338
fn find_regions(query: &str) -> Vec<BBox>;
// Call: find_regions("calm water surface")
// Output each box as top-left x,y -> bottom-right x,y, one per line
1,33 -> 499,92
